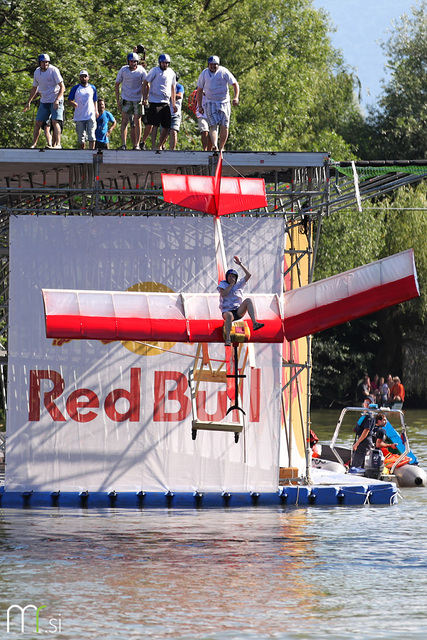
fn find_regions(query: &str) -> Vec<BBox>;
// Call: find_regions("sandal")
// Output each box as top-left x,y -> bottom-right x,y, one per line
253,322 -> 265,331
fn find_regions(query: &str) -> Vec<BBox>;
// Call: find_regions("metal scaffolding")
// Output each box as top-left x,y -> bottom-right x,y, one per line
1,148 -> 426,474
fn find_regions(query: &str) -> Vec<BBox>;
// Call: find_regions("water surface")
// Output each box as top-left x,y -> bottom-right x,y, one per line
0,409 -> 426,640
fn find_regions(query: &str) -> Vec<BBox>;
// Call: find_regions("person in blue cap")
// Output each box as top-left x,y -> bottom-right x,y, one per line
24,53 -> 65,149
141,53 -> 177,150
218,256 -> 264,346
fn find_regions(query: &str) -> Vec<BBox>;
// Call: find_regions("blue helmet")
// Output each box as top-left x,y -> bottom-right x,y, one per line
158,53 -> 171,64
127,52 -> 139,62
208,55 -> 220,65
226,269 -> 238,280
38,53 -> 50,63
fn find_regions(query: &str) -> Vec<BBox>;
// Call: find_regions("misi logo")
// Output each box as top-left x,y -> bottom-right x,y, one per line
6,603 -> 62,634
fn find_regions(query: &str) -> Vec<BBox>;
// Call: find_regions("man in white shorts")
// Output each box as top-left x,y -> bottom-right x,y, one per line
196,55 -> 239,152
115,53 -> 147,149
195,87 -> 212,151
68,70 -> 98,149
168,72 -> 184,150
24,53 -> 65,149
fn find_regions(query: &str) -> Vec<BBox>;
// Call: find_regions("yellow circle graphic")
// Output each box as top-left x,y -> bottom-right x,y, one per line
121,281 -> 177,357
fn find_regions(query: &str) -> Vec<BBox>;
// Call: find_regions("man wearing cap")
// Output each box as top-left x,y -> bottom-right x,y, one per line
68,71 -> 98,150
24,54 -> 65,149
115,53 -> 147,150
141,53 -> 177,150
196,55 -> 239,152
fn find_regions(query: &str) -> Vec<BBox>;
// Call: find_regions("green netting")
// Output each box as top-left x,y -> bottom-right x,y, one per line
334,163 -> 427,179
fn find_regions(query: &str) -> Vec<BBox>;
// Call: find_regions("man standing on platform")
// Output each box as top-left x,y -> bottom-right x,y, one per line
24,53 -> 65,149
196,55 -> 239,152
95,99 -> 116,150
141,53 -> 177,150
115,53 -> 147,150
68,70 -> 98,149
168,72 -> 184,150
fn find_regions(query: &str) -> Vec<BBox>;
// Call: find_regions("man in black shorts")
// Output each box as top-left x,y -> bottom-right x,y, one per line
141,53 -> 177,150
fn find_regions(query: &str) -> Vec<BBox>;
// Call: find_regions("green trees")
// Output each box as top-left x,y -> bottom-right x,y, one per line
310,1 -> 427,406
360,1 -> 427,160
2,0 -> 359,154
312,182 -> 427,407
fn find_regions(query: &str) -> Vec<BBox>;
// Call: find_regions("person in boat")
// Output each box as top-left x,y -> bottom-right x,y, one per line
373,413 -> 397,453
355,373 -> 372,403
390,376 -> 405,404
379,376 -> 389,406
371,373 -> 380,403
352,402 -> 375,468
217,256 -> 264,346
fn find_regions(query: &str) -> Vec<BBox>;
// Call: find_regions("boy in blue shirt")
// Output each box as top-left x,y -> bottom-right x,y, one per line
95,99 -> 116,149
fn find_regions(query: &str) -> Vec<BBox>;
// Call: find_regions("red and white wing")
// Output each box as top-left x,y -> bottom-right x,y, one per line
283,249 -> 419,342
42,250 -> 419,344
42,290 -> 284,343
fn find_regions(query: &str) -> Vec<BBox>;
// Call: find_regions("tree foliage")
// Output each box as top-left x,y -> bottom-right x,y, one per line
363,1 -> 427,159
0,0 -> 360,154
312,181 -> 427,406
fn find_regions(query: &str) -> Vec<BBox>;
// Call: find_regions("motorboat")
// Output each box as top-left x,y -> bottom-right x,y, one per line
312,406 -> 427,488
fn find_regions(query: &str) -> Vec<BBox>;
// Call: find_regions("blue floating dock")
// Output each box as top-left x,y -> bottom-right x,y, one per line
0,481 -> 398,509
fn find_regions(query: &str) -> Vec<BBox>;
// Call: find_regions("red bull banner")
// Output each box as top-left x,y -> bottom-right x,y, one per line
6,216 -> 285,492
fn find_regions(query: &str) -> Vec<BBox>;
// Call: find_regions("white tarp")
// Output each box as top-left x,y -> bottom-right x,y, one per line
6,216 -> 285,492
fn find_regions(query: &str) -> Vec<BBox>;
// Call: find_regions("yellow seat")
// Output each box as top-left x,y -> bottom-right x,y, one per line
223,319 -> 251,343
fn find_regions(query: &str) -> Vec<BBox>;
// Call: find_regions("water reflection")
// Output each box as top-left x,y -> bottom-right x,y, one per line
0,409 -> 426,640
0,508 -> 336,640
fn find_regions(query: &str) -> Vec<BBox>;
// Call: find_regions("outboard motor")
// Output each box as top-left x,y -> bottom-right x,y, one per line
364,448 -> 384,479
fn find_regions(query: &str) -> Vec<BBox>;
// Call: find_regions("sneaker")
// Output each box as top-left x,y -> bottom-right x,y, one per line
52,144 -> 62,149
120,144 -> 127,150
252,322 -> 264,331
133,145 -> 141,150
225,340 -> 231,346
140,142 -> 146,150
30,144 -> 37,149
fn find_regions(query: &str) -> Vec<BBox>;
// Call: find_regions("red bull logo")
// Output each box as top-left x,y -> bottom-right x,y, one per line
28,368 -> 261,423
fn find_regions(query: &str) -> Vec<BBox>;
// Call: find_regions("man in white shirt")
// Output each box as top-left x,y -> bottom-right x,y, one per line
115,53 -> 147,150
218,256 -> 264,346
24,53 -> 65,149
68,71 -> 98,149
141,53 -> 177,150
196,55 -> 239,152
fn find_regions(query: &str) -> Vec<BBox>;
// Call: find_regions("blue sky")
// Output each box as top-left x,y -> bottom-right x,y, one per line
312,0 -> 417,106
